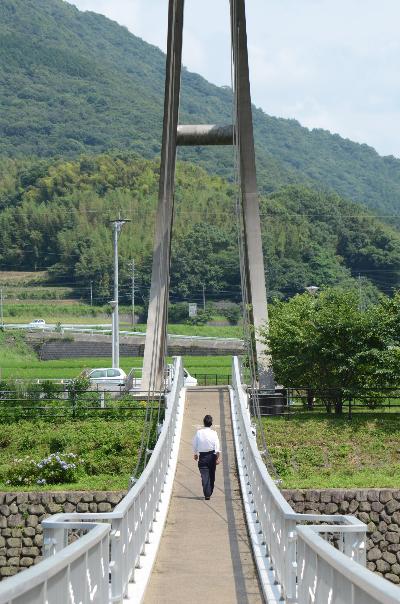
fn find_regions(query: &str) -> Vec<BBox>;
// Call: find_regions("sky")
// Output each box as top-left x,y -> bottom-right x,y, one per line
70,0 -> 400,158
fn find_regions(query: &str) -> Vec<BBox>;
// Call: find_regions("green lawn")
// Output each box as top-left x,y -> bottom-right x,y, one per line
1,357 -> 232,380
0,417 -> 151,491
263,412 -> 400,489
3,320 -> 242,338
0,332 -> 232,380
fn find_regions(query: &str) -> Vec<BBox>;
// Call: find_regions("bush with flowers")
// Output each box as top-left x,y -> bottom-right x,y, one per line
5,453 -> 84,486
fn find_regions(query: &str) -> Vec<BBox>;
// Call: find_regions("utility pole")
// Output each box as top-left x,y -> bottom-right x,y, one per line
130,259 -> 135,326
0,289 -> 3,328
109,216 -> 131,368
202,283 -> 206,312
358,273 -> 364,311
109,300 -> 117,367
89,281 -> 93,306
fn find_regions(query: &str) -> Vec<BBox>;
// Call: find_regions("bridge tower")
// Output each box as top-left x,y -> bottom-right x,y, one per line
142,0 -> 272,391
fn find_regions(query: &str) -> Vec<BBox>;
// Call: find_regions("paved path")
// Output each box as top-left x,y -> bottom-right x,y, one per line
144,387 -> 263,604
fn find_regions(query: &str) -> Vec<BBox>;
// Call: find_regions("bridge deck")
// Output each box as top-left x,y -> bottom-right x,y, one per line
144,387 -> 263,603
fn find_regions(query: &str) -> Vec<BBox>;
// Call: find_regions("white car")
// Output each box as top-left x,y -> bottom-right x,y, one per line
88,368 -> 127,387
129,367 -> 197,391
28,319 -> 46,329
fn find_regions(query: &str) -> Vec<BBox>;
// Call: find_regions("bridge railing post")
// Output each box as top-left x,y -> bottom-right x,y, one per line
110,517 -> 124,603
343,517 -> 367,566
284,519 -> 297,602
43,525 -> 68,558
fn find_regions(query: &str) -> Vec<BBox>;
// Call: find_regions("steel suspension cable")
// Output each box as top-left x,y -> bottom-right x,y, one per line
230,1 -> 279,479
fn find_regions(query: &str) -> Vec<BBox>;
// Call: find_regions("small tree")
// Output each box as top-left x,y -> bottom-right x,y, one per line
262,289 -> 400,414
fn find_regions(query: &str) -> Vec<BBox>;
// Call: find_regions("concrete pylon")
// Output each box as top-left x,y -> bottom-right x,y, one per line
142,0 -> 272,391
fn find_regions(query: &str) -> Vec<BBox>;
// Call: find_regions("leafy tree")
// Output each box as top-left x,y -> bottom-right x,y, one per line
170,223 -> 240,299
263,289 -> 400,413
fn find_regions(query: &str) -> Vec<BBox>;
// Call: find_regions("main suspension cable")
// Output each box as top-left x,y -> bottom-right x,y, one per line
230,1 -> 279,479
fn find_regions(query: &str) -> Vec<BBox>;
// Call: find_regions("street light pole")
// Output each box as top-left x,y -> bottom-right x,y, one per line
0,289 -> 3,328
131,259 -> 135,326
109,300 -> 117,367
110,216 -> 131,369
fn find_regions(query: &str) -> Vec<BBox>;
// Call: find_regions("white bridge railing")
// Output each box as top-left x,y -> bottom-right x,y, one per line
231,356 -> 400,603
0,358 -> 185,604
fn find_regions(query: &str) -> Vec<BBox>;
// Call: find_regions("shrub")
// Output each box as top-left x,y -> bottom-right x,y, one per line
49,436 -> 68,453
41,380 -> 63,400
66,376 -> 91,395
168,302 -> 188,323
36,453 -> 84,485
4,457 -> 38,486
5,452 -> 84,486
220,304 -> 241,325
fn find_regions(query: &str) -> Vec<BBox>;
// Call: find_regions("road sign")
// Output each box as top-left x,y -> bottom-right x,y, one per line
188,303 -> 197,318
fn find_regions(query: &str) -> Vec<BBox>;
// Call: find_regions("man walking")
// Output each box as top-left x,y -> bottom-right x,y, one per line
193,415 -> 221,500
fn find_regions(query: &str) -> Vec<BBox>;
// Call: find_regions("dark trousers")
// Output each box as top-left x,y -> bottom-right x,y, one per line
198,451 -> 216,498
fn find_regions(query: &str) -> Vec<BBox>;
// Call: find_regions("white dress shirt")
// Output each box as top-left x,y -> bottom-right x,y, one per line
192,427 -> 220,454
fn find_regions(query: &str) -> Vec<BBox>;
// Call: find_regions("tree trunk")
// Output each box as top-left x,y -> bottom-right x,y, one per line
335,396 -> 343,415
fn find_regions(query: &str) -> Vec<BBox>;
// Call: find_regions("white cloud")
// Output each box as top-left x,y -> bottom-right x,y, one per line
70,0 -> 400,157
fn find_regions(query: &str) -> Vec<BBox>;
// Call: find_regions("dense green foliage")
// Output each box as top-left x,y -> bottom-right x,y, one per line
263,412 -> 400,488
0,418 -> 148,490
1,154 -> 399,301
1,0 -> 400,219
265,290 -> 400,410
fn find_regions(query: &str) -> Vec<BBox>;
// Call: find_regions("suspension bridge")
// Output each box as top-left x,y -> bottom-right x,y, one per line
0,1 -> 399,603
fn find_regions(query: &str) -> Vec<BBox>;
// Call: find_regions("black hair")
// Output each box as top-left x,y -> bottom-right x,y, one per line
203,414 -> 212,427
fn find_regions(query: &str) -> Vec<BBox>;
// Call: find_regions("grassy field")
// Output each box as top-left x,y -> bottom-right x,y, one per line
0,356 -> 232,380
0,332 -> 232,379
3,319 -> 241,337
2,297 -> 243,336
0,417 -> 151,491
2,302 -> 108,323
263,412 -> 400,489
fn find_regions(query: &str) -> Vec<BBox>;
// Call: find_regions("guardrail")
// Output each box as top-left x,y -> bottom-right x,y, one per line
3,322 -> 244,344
0,357 -> 185,604
0,523 -> 110,604
296,525 -> 400,603
230,356 -> 399,603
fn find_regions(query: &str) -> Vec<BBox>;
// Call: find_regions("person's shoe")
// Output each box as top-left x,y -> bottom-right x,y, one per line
205,496 -> 210,500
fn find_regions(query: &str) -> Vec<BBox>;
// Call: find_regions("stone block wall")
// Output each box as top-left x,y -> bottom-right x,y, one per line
283,488 -> 400,585
0,491 -> 126,579
2,488 -> 400,586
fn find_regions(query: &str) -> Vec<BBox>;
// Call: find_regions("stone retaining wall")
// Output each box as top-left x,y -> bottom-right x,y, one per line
26,332 -> 244,360
0,491 -> 126,579
283,488 -> 400,585
1,489 -> 400,585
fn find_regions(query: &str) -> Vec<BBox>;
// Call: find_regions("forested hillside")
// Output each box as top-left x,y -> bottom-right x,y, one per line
1,0 -> 400,218
0,154 -> 398,303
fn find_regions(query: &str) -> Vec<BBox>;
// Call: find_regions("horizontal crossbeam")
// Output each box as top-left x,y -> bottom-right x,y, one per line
177,124 -> 234,146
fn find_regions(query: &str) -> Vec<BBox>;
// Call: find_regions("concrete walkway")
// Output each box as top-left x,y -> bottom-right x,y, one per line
144,387 -> 264,604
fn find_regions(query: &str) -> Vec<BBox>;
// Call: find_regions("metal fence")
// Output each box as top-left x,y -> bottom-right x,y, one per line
192,373 -> 231,386
0,357 -> 185,604
284,387 -> 400,417
231,356 -> 400,603
0,388 -> 157,421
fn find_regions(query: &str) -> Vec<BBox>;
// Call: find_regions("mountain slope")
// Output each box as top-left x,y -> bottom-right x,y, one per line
1,0 -> 400,220
0,154 -> 399,300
